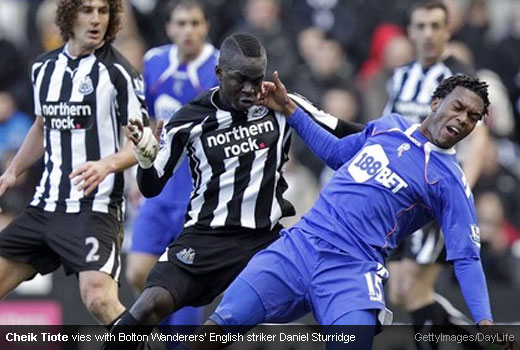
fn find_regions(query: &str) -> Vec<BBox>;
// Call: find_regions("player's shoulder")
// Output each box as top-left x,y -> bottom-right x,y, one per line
370,113 -> 415,133
143,44 -> 172,64
33,46 -> 64,65
391,60 -> 416,76
189,43 -> 219,69
427,148 -> 467,189
169,88 -> 217,125
442,55 -> 475,76
95,43 -> 140,76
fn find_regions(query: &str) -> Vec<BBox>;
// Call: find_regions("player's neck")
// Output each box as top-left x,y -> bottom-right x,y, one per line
178,46 -> 204,64
67,40 -> 104,58
418,50 -> 448,68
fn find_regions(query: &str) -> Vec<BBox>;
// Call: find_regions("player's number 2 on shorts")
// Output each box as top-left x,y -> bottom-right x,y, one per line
85,237 -> 100,262
364,272 -> 384,303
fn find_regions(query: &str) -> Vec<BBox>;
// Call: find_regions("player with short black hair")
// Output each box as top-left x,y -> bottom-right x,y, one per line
383,0 -> 490,338
195,73 -> 499,350
0,0 -> 147,326
103,32 -> 362,349
125,0 -> 218,327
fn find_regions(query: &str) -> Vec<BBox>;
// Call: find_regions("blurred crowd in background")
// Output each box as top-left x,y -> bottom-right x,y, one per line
1,0 -> 520,311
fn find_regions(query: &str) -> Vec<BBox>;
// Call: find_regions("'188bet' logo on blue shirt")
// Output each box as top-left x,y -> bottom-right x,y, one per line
348,144 -> 408,193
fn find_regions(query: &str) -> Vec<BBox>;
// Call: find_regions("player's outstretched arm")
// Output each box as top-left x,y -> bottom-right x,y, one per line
67,118 -> 162,196
0,116 -> 45,201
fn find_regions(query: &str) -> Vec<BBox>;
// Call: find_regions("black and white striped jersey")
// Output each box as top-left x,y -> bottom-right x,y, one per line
138,89 -> 356,230
30,43 -> 148,214
383,55 -> 474,123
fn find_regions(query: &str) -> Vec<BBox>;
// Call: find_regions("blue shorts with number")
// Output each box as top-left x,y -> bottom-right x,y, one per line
215,227 -> 389,325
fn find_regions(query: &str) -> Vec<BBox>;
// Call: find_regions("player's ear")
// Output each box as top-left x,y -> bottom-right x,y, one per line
216,66 -> 223,81
431,97 -> 440,113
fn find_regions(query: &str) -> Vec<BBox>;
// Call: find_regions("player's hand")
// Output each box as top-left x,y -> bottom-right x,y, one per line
478,320 -> 519,350
0,172 -> 17,212
259,71 -> 297,118
69,160 -> 112,196
127,118 -> 162,169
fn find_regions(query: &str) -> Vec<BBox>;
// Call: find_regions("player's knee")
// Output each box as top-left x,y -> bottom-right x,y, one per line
125,267 -> 147,292
80,283 -> 118,320
209,278 -> 265,331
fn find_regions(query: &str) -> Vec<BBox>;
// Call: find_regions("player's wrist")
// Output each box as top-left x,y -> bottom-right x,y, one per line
281,100 -> 298,118
133,127 -> 158,169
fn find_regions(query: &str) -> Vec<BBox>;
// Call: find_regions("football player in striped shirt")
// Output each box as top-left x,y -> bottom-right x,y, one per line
0,0 -> 147,327
103,32 -> 363,350
125,0 -> 218,328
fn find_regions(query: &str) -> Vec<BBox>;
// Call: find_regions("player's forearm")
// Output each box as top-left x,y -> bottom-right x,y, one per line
287,108 -> 343,169
453,258 -> 493,324
287,93 -> 364,137
136,166 -> 166,197
4,116 -> 45,178
101,141 -> 138,174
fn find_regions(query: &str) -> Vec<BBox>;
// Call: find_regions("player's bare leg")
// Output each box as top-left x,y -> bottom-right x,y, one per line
0,256 -> 36,298
78,270 -> 125,325
125,253 -> 158,292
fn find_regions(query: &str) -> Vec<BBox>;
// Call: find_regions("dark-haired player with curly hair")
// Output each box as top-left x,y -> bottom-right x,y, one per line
0,0 -> 148,326
102,32 -> 363,349
192,74 -> 498,349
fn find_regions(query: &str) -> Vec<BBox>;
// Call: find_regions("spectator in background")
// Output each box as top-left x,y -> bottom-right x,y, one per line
476,69 -> 515,138
318,87 -> 362,186
453,0 -> 493,70
489,2 -> 520,143
284,0 -> 357,48
473,137 -> 520,232
359,24 -> 414,121
291,39 -> 354,106
0,92 -> 32,168
0,35 -> 31,115
227,0 -> 298,83
476,192 -> 518,283
289,38 -> 356,182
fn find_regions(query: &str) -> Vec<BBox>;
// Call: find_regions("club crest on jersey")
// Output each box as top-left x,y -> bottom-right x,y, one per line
470,224 -> 481,248
397,143 -> 410,157
249,105 -> 269,119
176,247 -> 196,265
78,76 -> 94,95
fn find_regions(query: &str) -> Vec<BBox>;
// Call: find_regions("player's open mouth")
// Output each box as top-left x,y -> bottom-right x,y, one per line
88,30 -> 100,38
239,98 -> 255,107
446,125 -> 460,136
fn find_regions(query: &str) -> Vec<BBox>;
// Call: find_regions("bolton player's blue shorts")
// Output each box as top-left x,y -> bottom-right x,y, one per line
130,198 -> 188,255
211,227 -> 391,327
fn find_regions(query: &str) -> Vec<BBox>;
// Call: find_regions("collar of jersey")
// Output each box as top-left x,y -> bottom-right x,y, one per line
63,41 -> 104,60
404,124 -> 456,155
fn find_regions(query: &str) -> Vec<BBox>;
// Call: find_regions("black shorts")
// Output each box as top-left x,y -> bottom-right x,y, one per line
388,221 -> 446,265
0,206 -> 123,280
144,224 -> 282,308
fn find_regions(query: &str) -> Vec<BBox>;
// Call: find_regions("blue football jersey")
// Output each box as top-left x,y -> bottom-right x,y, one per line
142,43 -> 219,206
292,112 -> 481,264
